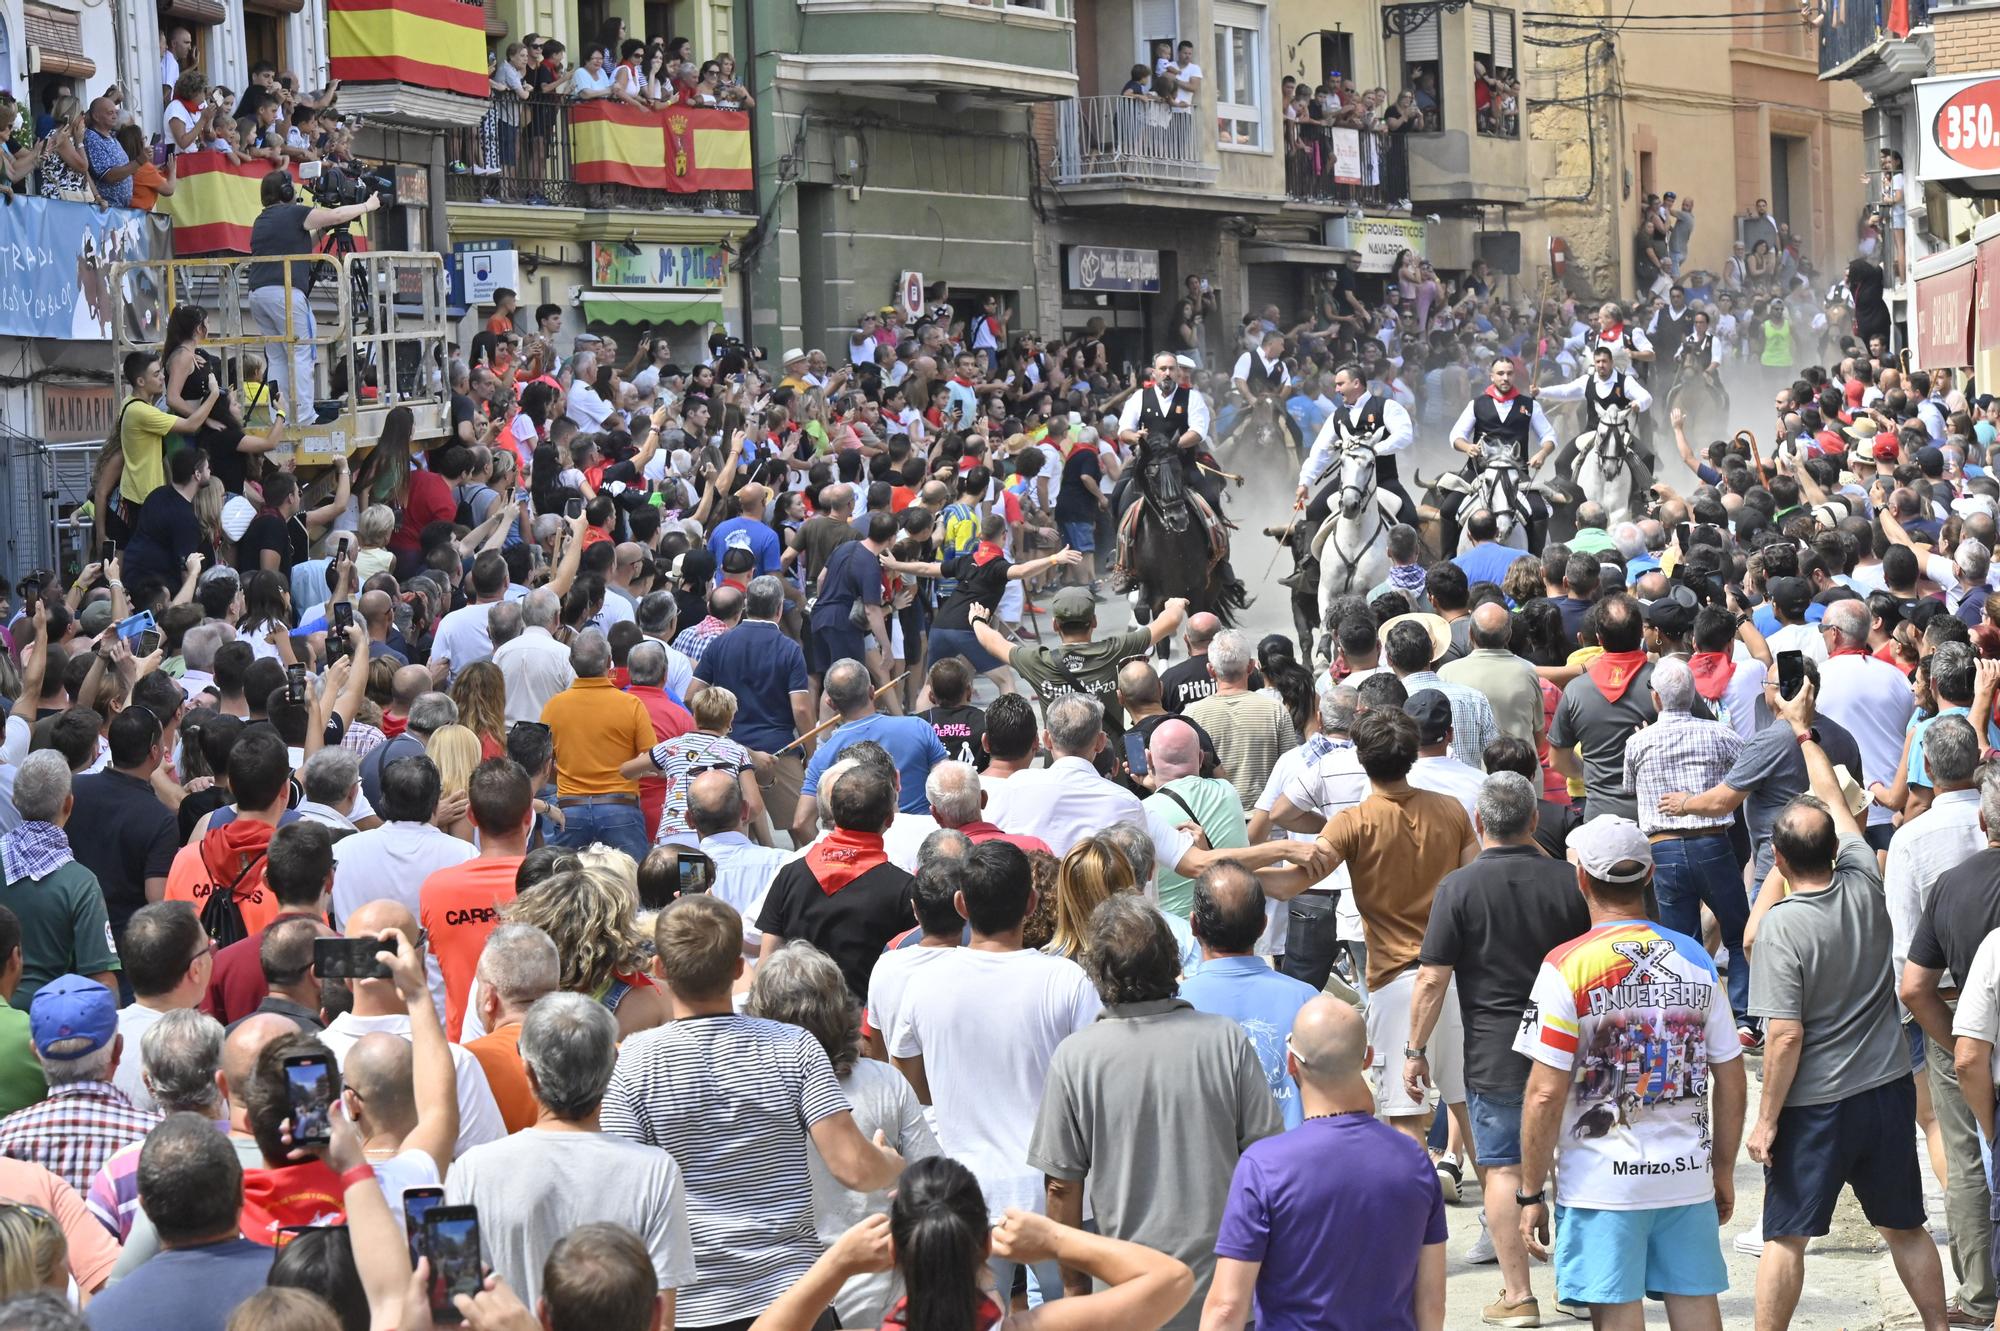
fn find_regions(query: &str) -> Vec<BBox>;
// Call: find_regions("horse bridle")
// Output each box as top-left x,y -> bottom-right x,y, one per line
1337,440 -> 1378,514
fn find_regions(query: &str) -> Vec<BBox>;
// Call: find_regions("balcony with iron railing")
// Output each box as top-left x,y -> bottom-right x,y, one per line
1051,96 -> 1219,189
1816,0 -> 1929,79
1286,129 -> 1411,210
444,95 -> 751,214
776,0 -> 1076,101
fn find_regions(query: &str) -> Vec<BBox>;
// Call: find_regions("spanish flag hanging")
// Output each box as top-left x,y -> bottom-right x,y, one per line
327,0 -> 488,101
570,104 -> 753,193
164,154 -> 372,256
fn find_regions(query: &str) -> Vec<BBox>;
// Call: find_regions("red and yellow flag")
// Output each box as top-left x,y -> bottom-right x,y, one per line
570,104 -> 752,193
164,154 -> 370,256
328,0 -> 488,101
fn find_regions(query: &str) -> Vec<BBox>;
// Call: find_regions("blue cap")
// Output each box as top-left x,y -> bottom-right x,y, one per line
29,976 -> 118,1059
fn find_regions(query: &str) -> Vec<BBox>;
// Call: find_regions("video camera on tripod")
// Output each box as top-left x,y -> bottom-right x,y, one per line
301,159 -> 395,213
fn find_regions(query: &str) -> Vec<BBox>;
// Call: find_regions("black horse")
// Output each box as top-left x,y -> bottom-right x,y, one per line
1112,429 -> 1247,643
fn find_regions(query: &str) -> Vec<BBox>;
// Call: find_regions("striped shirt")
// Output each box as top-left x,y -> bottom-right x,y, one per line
0,1081 -> 160,1196
1400,670 -> 1499,770
600,1014 -> 850,1326
1623,709 -> 1743,835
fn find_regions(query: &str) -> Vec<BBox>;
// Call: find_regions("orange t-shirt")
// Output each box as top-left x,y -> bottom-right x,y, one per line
129,162 -> 167,212
419,856 -> 523,1040
485,312 -> 513,336
466,1023 -> 538,1133
163,823 -> 286,939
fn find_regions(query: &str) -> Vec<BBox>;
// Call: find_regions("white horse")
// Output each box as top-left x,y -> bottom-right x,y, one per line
1421,443 -> 1543,555
1312,439 -> 1394,626
1573,404 -> 1645,528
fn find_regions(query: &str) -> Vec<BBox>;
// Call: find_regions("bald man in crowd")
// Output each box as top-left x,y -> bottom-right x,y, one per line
1439,601 -> 1543,745
1204,996 -> 1448,1330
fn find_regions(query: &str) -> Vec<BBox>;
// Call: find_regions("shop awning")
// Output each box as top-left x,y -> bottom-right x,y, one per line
1914,244 -> 1977,371
24,4 -> 95,79
580,290 -> 725,327
1978,216 -> 2000,356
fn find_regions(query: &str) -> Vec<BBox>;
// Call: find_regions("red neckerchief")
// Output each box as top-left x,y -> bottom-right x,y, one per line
1485,385 -> 1519,404
952,375 -> 974,388
1586,650 -> 1650,703
1829,645 -> 1871,659
971,540 -> 1006,566
1602,324 -> 1625,341
804,827 -> 889,895
1688,652 -> 1733,702
178,96 -> 203,115
880,1295 -> 1003,1331
1875,640 -> 1916,675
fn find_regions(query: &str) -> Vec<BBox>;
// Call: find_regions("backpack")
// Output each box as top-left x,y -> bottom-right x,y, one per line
936,500 -> 980,598
198,847 -> 266,950
453,483 -> 492,528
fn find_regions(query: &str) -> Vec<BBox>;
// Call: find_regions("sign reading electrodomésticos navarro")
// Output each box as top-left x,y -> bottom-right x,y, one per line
1065,245 -> 1161,293
590,242 -> 729,290
1323,215 -> 1427,274
0,197 -> 165,341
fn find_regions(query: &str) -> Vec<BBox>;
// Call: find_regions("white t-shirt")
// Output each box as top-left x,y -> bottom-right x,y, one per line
887,948 -> 1102,1216
1952,929 -> 2000,1085
1765,620 -> 1827,664
863,943 -> 953,1043
1409,754 -> 1483,821
1172,60 -> 1203,107
1515,919 -> 1742,1211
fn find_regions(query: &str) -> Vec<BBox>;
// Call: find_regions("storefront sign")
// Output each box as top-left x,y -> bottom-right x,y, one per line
1978,227 -> 2000,354
1330,128 -> 1363,186
588,242 -> 728,290
1322,215 -> 1427,274
1918,73 -> 2000,181
40,384 -> 114,442
453,242 -> 517,307
1915,249 -> 1977,369
1064,245 -> 1161,293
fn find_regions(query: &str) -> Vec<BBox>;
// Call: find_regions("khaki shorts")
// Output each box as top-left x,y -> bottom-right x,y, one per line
1365,968 -> 1466,1118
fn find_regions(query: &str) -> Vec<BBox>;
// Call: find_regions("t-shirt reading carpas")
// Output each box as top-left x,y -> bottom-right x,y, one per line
1514,919 -> 1741,1210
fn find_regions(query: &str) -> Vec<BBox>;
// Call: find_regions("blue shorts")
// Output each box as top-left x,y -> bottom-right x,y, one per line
927,626 -> 1006,675
1762,1075 -> 1924,1239
1061,520 -> 1097,554
1466,1089 -> 1523,1167
1905,1020 -> 1927,1075
1554,1200 -> 1729,1306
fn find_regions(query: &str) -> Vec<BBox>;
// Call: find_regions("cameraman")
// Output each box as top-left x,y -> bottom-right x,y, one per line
246,168 -> 379,422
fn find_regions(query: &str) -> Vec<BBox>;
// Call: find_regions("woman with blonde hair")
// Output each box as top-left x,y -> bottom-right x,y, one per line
1045,836 -> 1137,961
448,661 -> 508,760
0,1201 -> 68,1300
503,865 -> 669,1036
194,476 -> 226,561
425,723 -> 482,842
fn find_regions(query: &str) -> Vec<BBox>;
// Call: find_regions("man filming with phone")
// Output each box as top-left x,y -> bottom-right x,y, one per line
247,167 -> 381,424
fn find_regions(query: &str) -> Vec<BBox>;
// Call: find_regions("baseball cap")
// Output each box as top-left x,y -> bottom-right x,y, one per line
1872,436 -> 1901,464
1768,576 -> 1813,619
1403,690 -> 1453,745
1918,444 -> 1946,474
1570,816 -> 1653,884
1953,494 -> 1997,519
78,600 -> 116,637
1051,586 -> 1097,625
29,975 -> 117,1059
1643,598 -> 1694,637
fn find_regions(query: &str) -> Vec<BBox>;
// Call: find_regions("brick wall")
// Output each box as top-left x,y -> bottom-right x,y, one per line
1932,9 -> 2000,76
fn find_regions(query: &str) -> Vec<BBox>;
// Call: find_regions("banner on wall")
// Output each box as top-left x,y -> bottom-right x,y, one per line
328,0 -> 489,100
589,242 -> 729,289
1329,128 -> 1363,186
0,197 -> 167,340
569,104 -> 753,193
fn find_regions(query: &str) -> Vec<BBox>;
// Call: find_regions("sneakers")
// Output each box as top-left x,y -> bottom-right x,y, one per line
1466,1218 -> 1498,1265
1732,1227 -> 1765,1256
1433,1151 -> 1463,1204
1481,1293 -> 1540,1328
1554,1300 -> 1590,1321
1738,1023 -> 1764,1052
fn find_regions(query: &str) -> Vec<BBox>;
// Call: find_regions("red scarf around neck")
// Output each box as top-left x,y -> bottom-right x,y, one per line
1485,385 -> 1519,404
1602,324 -> 1625,341
1688,652 -> 1733,702
805,827 -> 889,895
1586,650 -> 1650,703
880,1295 -> 1004,1331
971,540 -> 1006,566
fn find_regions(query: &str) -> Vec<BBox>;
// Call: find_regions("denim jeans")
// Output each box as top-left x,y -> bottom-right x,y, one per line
553,800 -> 649,863
1650,832 -> 1750,1025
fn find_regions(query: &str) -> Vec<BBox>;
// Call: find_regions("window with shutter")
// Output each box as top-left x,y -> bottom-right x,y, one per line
1399,11 -> 1440,63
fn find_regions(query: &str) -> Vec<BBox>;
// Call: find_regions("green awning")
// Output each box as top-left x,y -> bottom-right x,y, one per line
580,290 -> 726,327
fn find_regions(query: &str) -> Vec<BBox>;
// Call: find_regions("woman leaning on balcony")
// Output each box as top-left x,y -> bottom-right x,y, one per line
571,46 -> 615,100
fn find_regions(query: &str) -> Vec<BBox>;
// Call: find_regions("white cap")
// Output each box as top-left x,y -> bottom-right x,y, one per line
1953,494 -> 1996,519
1570,816 -> 1653,883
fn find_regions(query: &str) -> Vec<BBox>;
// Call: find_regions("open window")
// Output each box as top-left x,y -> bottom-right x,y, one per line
1213,0 -> 1267,150
1471,5 -> 1518,137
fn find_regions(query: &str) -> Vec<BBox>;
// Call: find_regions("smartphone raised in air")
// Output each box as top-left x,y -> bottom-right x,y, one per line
281,1052 -> 336,1147
1776,649 -> 1806,701
423,1206 -> 484,1324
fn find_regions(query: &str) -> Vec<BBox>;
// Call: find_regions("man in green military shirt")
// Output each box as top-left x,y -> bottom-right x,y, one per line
968,586 -> 1187,739
0,906 -> 46,1113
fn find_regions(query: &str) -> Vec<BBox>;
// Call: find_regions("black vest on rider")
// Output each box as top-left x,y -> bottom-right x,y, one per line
1584,373 -> 1631,431
1334,394 -> 1400,482
1246,354 -> 1287,391
1471,393 -> 1535,455
1139,384 -> 1192,439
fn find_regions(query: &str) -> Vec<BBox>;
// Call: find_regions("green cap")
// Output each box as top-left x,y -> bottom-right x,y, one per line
1051,586 -> 1097,625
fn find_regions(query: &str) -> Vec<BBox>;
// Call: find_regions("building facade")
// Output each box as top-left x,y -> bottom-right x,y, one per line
1516,0 -> 1868,302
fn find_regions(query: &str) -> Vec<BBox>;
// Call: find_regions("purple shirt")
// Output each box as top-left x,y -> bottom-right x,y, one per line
1213,1114 -> 1446,1330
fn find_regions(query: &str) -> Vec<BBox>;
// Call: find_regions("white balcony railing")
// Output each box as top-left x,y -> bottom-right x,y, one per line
1052,96 -> 1219,187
